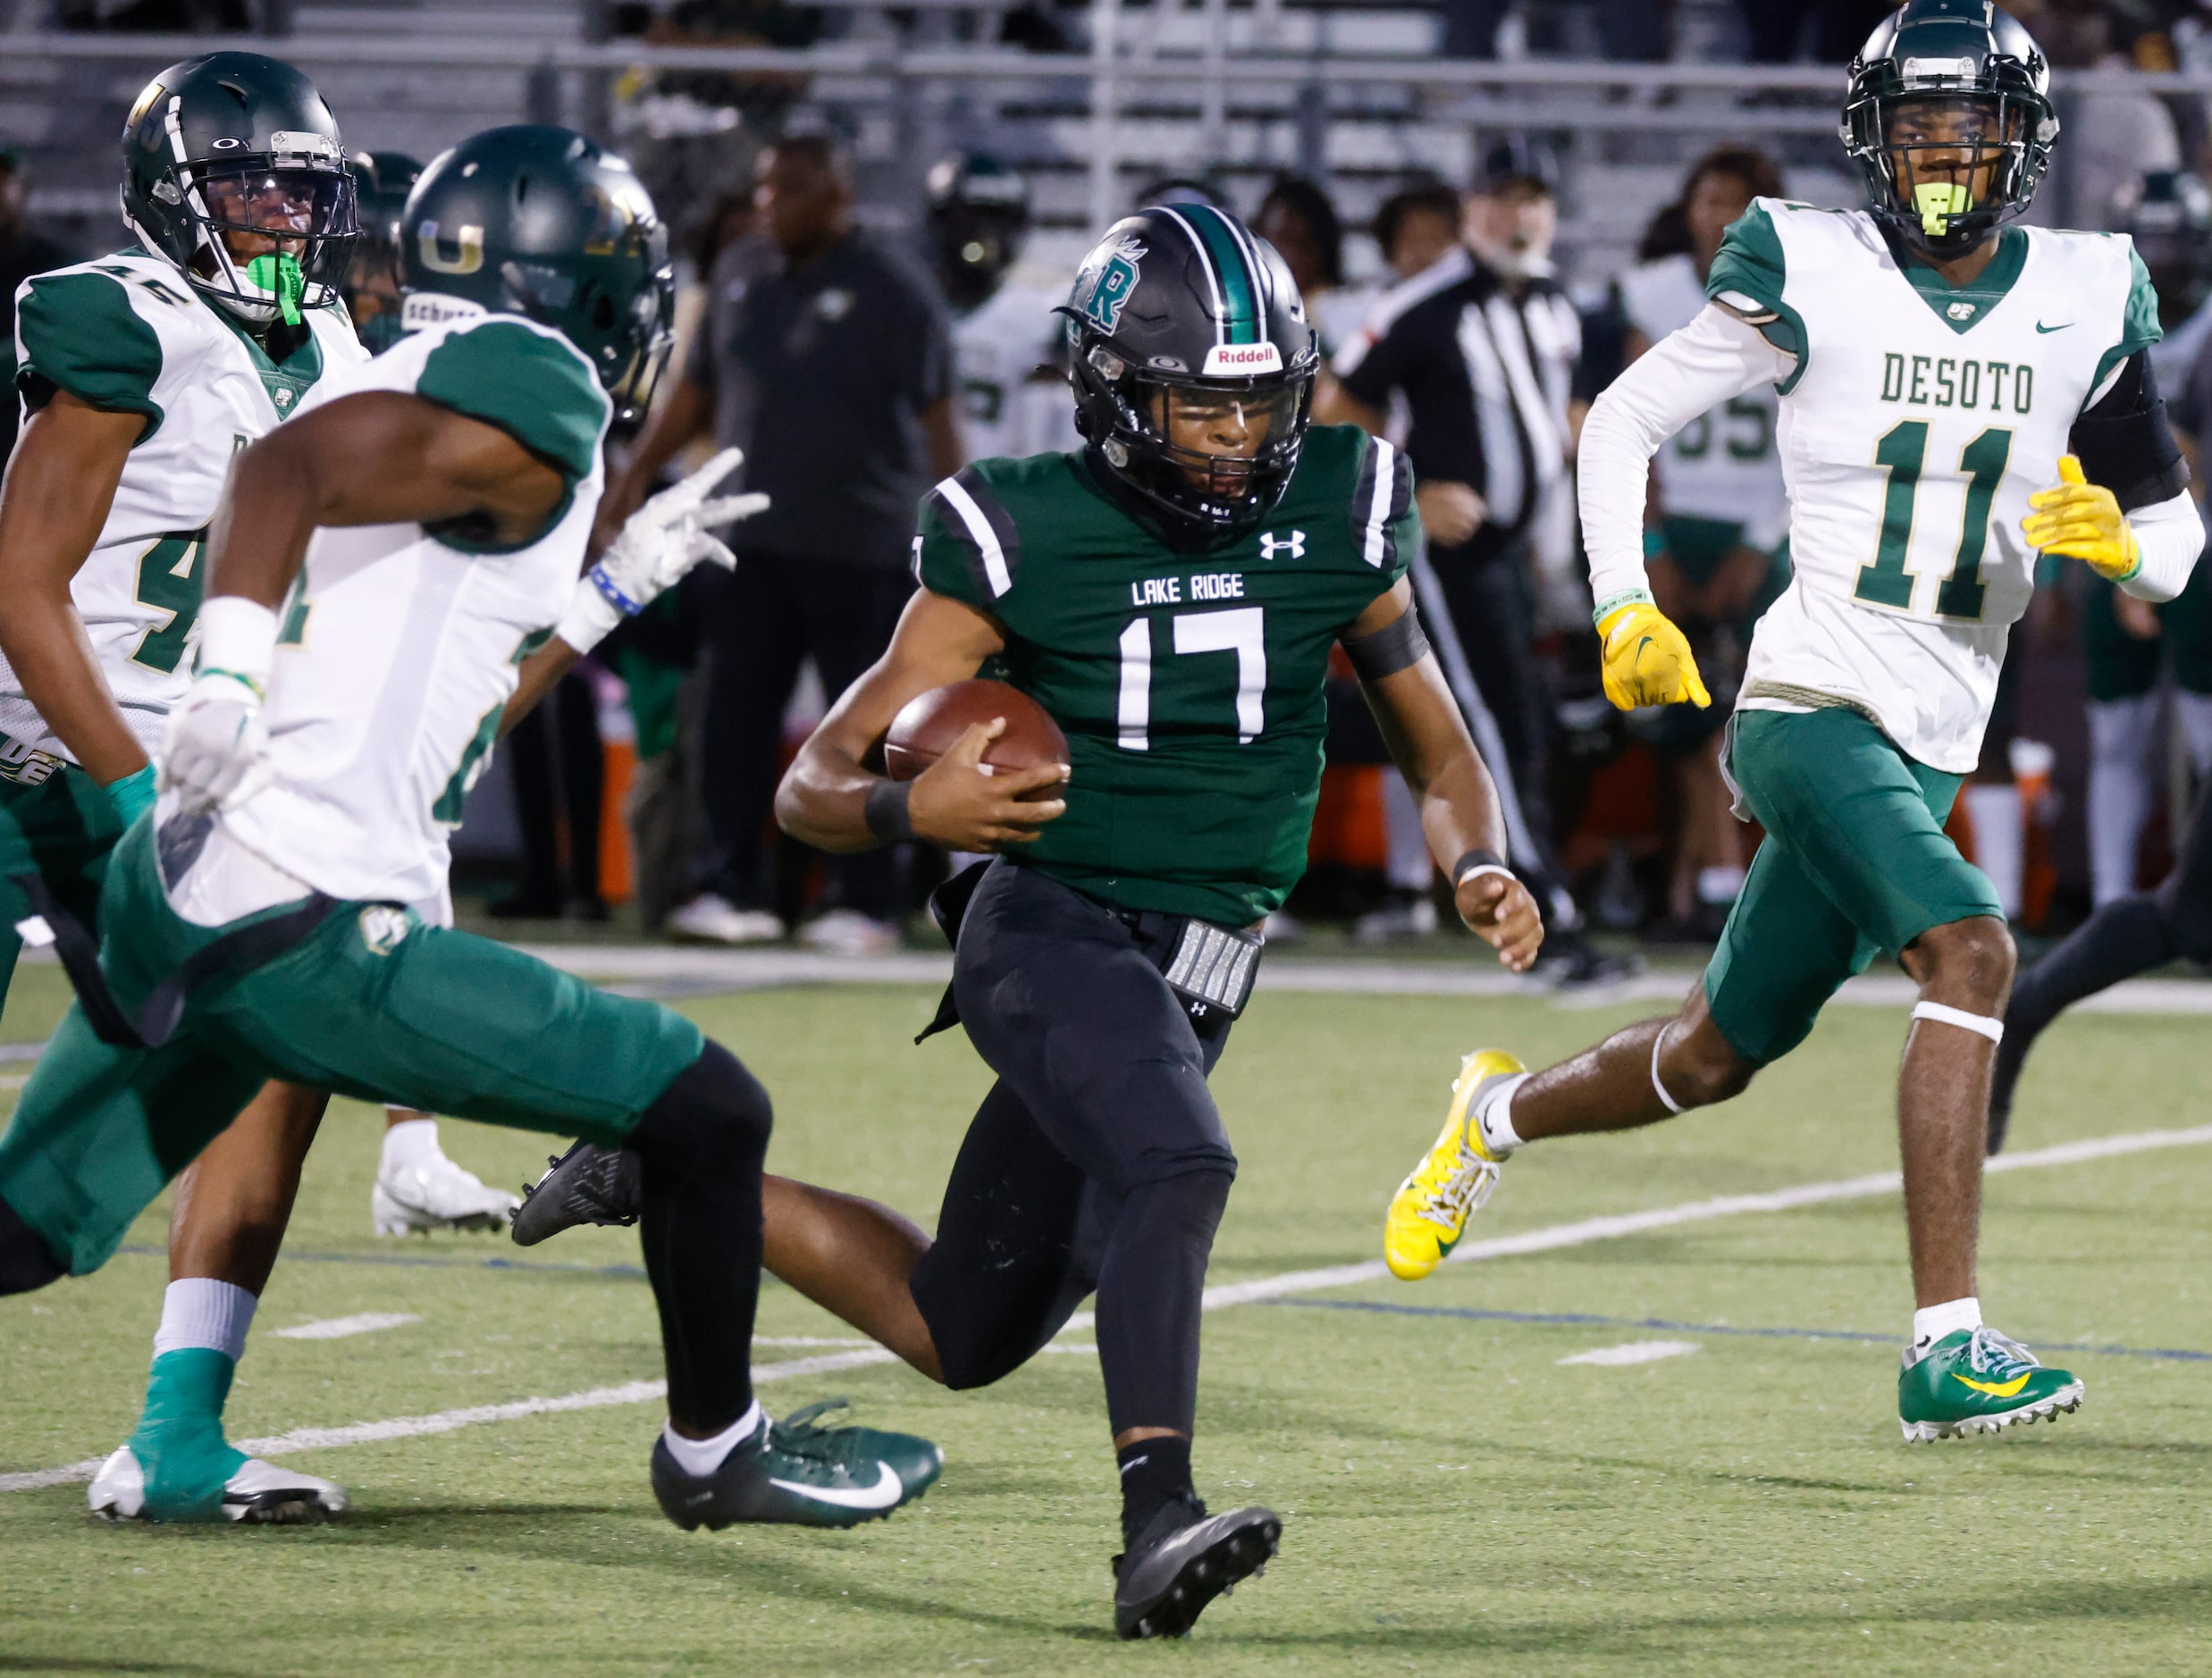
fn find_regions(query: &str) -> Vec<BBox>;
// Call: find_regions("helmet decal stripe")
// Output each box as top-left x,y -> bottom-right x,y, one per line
1186,205 -> 1262,345
1156,206 -> 1226,346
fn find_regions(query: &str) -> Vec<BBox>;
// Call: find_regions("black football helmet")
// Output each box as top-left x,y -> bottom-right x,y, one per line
1063,203 -> 1317,541
926,154 -> 1030,311
398,126 -> 675,422
120,52 -> 357,329
1842,1 -> 2058,260
347,150 -> 423,351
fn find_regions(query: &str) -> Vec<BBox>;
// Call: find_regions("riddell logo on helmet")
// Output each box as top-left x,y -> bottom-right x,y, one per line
1202,342 -> 1283,375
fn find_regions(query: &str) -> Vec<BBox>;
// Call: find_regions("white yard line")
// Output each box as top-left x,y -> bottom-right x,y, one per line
505,943 -> 2212,1015
1560,1340 -> 1702,1366
273,1313 -> 423,1341
7,1121 -> 2210,1496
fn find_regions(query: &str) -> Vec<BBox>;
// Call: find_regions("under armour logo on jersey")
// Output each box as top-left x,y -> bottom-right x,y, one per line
1947,302 -> 1976,322
1259,530 -> 1306,562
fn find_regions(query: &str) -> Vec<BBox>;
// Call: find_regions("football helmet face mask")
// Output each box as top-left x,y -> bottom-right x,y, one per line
1842,1 -> 2057,260
120,52 -> 357,329
926,154 -> 1030,312
398,126 -> 676,422
1063,204 -> 1317,541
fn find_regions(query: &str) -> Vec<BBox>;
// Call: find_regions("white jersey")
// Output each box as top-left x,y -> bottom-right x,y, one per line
4,248 -> 365,769
1713,199 -> 2160,773
1619,252 -> 1788,550
952,275 -> 1081,462
201,313 -> 610,910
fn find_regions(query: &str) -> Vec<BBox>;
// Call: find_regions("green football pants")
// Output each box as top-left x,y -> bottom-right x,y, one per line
1703,706 -> 2004,1066
0,818 -> 704,1276
0,763 -> 124,1018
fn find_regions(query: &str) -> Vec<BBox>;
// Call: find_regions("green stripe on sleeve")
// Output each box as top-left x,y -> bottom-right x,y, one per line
415,320 -> 610,488
13,271 -> 166,442
1704,203 -> 1808,390
2090,245 -> 2165,403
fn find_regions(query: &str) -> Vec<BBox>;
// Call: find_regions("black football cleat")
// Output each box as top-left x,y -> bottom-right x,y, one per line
510,1140 -> 643,1246
1113,1495 -> 1281,1639
652,1401 -> 943,1531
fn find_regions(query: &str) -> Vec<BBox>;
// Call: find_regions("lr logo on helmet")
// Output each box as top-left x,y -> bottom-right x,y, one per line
1259,530 -> 1306,562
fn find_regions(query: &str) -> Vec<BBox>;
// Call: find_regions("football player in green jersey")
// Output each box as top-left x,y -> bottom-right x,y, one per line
765,203 -> 1543,1635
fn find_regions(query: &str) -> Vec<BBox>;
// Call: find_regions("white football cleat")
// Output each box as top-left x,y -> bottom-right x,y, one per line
88,1444 -> 349,1523
666,893 -> 784,945
797,908 -> 902,957
373,1151 -> 519,1236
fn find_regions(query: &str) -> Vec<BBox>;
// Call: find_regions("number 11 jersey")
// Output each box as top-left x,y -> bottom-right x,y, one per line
913,424 -> 1417,927
1710,198 -> 2159,773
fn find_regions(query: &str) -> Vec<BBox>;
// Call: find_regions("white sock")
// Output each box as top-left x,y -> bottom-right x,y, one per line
379,1115 -> 444,1173
1911,1296 -> 1981,1357
1963,784 -> 2023,919
152,1278 -> 258,1363
660,1400 -> 764,1477
1474,1072 -> 1530,1158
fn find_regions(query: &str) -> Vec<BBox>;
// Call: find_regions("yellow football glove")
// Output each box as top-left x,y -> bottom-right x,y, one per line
1595,601 -> 1712,711
2023,454 -> 2141,583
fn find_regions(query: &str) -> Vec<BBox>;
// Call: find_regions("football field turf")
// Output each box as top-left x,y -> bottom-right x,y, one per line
2,961 -> 2208,1675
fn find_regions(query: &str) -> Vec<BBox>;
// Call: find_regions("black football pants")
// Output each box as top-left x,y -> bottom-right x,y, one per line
694,551 -> 912,919
908,860 -> 1238,1437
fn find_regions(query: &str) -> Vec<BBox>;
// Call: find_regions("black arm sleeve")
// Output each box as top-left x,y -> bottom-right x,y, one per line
2070,350 -> 2190,512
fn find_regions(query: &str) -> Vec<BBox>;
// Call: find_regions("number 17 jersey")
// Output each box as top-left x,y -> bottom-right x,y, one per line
914,424 -> 1416,927
1709,198 -> 2159,773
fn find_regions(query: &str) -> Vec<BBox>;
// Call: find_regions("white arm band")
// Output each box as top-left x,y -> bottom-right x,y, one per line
2120,489 -> 2205,603
1579,304 -> 1796,618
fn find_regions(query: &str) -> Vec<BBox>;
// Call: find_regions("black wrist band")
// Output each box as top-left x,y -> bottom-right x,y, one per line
864,779 -> 915,845
1451,847 -> 1509,886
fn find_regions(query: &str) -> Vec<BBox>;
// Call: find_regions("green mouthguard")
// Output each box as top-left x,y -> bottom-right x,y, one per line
245,252 -> 306,326
1913,181 -> 1972,238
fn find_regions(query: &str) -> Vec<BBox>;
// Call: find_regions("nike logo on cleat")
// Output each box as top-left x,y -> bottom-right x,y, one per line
1951,1371 -> 2032,1398
768,1461 -> 903,1510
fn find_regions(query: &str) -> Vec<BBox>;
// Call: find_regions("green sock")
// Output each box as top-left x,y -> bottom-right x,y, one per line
129,1348 -> 248,1522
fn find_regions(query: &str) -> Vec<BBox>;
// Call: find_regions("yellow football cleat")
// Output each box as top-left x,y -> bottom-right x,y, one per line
1383,1049 -> 1525,1281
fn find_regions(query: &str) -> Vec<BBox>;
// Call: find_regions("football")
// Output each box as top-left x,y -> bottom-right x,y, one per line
883,678 -> 1069,794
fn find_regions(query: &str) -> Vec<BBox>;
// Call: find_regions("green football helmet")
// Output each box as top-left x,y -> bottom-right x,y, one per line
120,51 -> 357,328
1842,1 -> 2059,260
397,125 -> 674,420
347,150 -> 423,352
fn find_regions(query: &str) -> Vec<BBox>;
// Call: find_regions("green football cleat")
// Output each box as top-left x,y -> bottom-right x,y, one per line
1898,1326 -> 2083,1442
652,1398 -> 942,1531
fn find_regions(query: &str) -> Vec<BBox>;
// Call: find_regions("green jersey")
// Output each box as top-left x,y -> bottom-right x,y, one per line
914,424 -> 1417,925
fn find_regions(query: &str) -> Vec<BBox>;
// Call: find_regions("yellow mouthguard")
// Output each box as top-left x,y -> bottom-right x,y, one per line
1914,181 -> 1972,237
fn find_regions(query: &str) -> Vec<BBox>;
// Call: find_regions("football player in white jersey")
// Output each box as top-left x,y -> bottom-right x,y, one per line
927,155 -> 1081,462
1618,147 -> 1791,936
1382,1 -> 2203,1441
0,125 -> 945,1531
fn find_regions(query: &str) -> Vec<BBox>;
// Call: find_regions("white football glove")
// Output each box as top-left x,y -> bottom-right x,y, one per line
557,447 -> 769,653
160,597 -> 279,817
161,673 -> 271,818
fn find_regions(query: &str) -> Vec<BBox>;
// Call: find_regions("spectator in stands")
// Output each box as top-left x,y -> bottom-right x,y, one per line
601,133 -> 963,953
1374,180 -> 1465,282
1257,175 -> 1370,357
2039,1 -> 2184,226
1325,138 -> 1610,976
1618,147 -> 1790,939
0,142 -> 71,467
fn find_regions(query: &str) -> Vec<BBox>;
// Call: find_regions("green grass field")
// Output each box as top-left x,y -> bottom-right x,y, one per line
2,960 -> 2208,1675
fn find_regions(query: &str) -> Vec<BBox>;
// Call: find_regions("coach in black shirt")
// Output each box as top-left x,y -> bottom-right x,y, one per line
609,135 -> 963,949
1324,138 -> 1585,939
